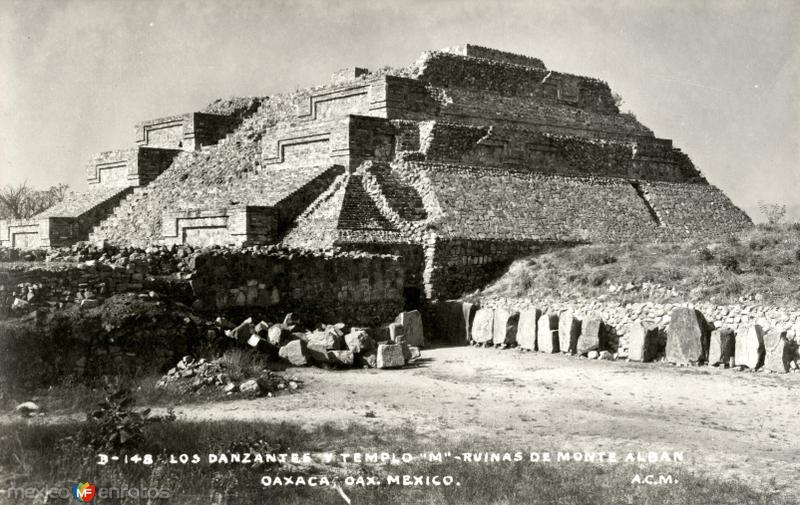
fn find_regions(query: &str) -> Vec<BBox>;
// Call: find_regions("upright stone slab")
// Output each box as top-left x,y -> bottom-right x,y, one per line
492,308 -> 519,346
471,308 -> 494,345
396,310 -> 425,348
666,308 -> 708,365
763,330 -> 793,373
536,313 -> 559,353
517,308 -> 541,351
734,324 -> 764,369
558,312 -> 581,354
708,327 -> 735,366
577,314 -> 604,355
627,322 -> 659,362
435,301 -> 477,345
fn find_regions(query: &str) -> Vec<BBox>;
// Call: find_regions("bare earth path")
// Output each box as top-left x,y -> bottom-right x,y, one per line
5,346 -> 798,493
172,346 -> 800,493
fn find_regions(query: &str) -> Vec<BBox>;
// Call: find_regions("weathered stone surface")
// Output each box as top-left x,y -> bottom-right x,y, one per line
231,318 -> 254,343
735,324 -> 764,369
408,346 -> 421,359
344,329 -> 373,353
306,343 -> 330,363
492,308 -> 519,346
360,350 -> 377,368
278,340 -> 308,366
434,300 -> 477,345
471,308 -> 494,345
267,324 -> 291,347
666,308 -> 708,364
627,322 -> 659,362
307,329 -> 342,350
708,327 -> 735,366
239,379 -> 260,394
396,310 -> 424,347
327,350 -> 354,366
389,322 -> 405,343
577,314 -> 603,355
558,311 -> 581,354
246,334 -> 262,348
376,344 -> 405,368
536,313 -> 559,353
763,330 -> 795,373
516,308 -> 540,351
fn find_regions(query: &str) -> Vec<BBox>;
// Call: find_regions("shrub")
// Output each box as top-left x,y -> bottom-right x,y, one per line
582,251 -> 617,267
719,253 -> 740,273
758,201 -> 786,226
82,381 -> 152,452
695,247 -> 714,261
218,349 -> 268,382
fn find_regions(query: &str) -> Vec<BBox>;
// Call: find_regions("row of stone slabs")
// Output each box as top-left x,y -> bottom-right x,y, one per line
466,305 -> 797,372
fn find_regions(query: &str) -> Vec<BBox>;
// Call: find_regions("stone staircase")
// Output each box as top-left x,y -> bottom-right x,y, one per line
87,186 -> 152,245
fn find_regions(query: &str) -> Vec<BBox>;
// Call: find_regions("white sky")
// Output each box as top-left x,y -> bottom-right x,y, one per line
1,0 -> 798,218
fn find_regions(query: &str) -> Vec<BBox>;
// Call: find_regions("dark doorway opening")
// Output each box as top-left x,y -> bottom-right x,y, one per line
403,287 -> 422,311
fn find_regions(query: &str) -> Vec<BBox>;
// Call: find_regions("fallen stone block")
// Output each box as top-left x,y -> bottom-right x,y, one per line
708,327 -> 735,366
627,322 -> 659,362
408,346 -> 421,359
246,334 -> 262,348
376,344 -> 405,369
537,313 -> 559,353
735,324 -> 764,369
517,308 -> 541,351
253,320 -> 270,336
666,308 -> 708,365
327,350 -> 355,367
396,310 -> 424,347
360,350 -> 377,368
306,343 -> 330,363
307,329 -> 343,350
278,340 -> 308,366
80,299 -> 99,309
763,330 -> 795,373
267,324 -> 291,347
578,314 -> 604,355
231,318 -> 254,343
493,308 -> 519,347
558,312 -> 581,354
345,329 -> 374,354
389,323 -> 404,343
239,379 -> 260,394
471,308 -> 494,345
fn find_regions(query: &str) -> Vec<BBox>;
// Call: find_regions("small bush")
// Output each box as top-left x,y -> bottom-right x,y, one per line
582,251 -> 617,266
719,253 -> 740,273
695,247 -> 714,261
82,381 -> 152,452
748,235 -> 778,251
218,349 -> 268,382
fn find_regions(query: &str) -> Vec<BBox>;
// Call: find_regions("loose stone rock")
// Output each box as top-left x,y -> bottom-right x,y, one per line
376,344 -> 405,369
735,324 -> 764,369
278,340 -> 308,366
395,310 -> 424,347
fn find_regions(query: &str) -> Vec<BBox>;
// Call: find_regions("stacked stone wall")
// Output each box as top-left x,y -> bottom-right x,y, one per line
190,250 -> 405,326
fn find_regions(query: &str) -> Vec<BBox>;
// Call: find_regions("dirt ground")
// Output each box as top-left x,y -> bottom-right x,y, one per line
170,346 -> 800,494
5,345 -> 798,494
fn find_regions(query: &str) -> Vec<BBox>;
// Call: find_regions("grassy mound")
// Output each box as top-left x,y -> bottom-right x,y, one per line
481,224 -> 800,306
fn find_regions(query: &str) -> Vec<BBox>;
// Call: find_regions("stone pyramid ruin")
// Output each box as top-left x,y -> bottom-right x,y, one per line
1,44 -> 751,298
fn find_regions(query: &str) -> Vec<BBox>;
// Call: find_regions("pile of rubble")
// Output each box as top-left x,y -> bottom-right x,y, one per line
155,355 -> 301,395
217,310 -> 424,369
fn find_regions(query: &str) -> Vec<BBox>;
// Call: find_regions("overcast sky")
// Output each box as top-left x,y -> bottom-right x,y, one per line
1,0 -> 797,219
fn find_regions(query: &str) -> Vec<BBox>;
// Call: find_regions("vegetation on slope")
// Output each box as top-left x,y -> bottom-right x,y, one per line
481,224 -> 800,306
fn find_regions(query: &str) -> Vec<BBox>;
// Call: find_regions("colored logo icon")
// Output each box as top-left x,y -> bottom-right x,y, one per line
72,482 -> 96,502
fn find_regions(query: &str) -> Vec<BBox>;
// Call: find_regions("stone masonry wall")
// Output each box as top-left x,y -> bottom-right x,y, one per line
189,249 -> 406,326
